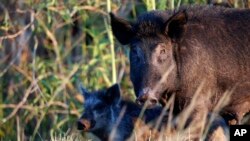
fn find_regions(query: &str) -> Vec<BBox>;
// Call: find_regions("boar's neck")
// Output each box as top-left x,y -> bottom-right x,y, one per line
119,100 -> 142,117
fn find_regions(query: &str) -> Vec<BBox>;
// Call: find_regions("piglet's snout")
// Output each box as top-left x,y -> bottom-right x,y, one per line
77,119 -> 92,131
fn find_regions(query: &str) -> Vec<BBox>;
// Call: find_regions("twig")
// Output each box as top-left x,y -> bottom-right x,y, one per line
35,14 -> 62,70
48,110 -> 80,116
12,65 -> 33,82
0,101 -> 69,110
0,22 -> 32,41
104,3 -> 117,83
1,81 -> 35,124
0,11 -> 35,77
71,6 -> 107,15
0,102 -> 80,117
31,64 -> 80,140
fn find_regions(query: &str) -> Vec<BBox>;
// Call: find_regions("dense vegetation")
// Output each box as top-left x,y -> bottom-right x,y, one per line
0,0 -> 248,140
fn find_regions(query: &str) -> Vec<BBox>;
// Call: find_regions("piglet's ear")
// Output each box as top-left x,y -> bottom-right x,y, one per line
165,10 -> 187,41
106,83 -> 121,105
110,13 -> 134,45
80,85 -> 90,99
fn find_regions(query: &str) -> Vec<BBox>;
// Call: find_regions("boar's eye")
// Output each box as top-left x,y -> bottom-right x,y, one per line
153,43 -> 170,64
160,49 -> 166,54
157,43 -> 168,55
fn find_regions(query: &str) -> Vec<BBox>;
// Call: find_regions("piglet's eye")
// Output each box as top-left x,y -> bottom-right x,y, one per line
94,104 -> 105,112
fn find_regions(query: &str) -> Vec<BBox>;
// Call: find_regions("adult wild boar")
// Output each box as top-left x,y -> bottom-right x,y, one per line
110,5 -> 250,124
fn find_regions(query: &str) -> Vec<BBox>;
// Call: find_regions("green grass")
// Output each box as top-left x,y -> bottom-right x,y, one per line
0,0 -> 248,140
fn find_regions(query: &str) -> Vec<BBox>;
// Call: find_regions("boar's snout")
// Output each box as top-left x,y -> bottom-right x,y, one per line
77,119 -> 95,131
136,94 -> 158,107
136,88 -> 159,107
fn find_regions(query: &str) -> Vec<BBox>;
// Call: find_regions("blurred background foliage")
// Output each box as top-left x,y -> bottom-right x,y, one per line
0,0 -> 249,140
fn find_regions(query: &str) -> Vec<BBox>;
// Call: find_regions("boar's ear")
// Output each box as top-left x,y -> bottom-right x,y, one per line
110,13 -> 134,45
164,10 -> 187,41
105,83 -> 121,105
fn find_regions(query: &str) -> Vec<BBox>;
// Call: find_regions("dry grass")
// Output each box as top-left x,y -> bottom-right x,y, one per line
127,86 -> 231,141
